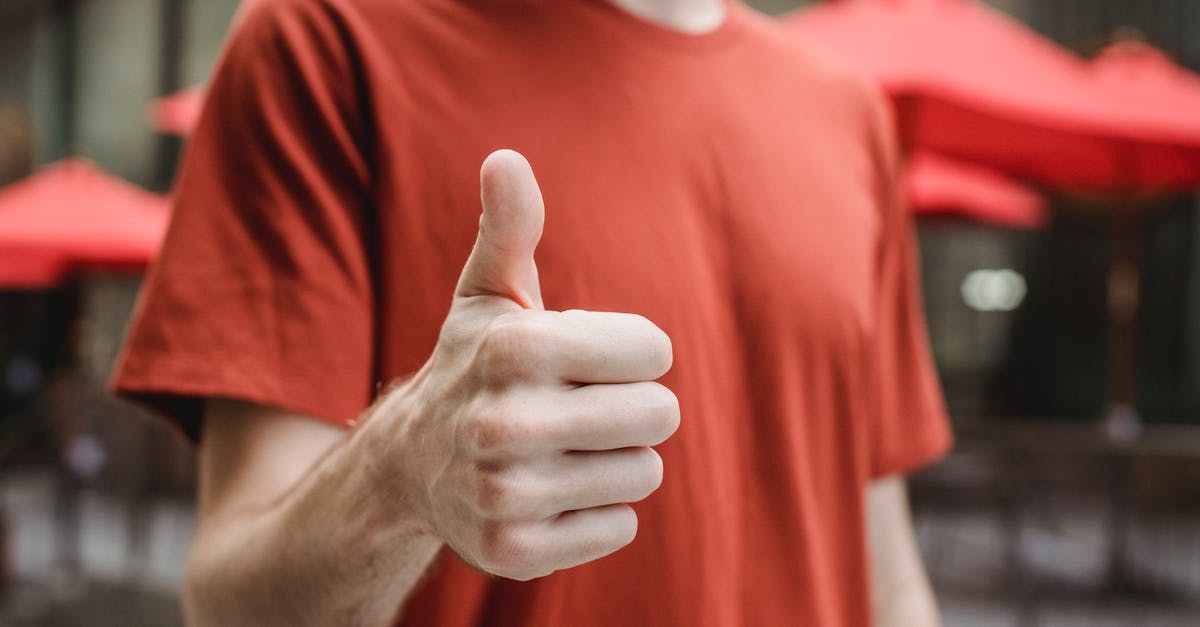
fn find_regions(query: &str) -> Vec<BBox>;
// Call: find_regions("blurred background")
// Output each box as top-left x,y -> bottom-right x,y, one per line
1,0 -> 1198,625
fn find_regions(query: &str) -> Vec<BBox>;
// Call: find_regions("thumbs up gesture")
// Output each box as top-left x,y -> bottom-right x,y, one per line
374,150 -> 679,581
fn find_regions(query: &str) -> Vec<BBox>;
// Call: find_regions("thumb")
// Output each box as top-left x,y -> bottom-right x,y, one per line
455,149 -> 545,310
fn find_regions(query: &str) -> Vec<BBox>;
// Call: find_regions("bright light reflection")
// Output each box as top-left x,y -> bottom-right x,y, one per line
961,269 -> 1027,312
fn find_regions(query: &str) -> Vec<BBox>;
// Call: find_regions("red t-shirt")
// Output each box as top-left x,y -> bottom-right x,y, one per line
114,0 -> 952,624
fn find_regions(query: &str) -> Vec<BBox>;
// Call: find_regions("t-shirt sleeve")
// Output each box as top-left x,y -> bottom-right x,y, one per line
112,0 -> 376,441
862,84 -> 954,478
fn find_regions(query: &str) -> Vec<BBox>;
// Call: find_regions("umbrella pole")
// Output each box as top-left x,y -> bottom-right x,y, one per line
1103,195 -> 1142,593
1105,200 -> 1141,429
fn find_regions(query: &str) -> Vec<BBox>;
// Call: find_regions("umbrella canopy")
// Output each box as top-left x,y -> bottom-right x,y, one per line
151,86 -> 204,136
1090,40 -> 1200,146
784,0 -> 1200,192
906,151 -> 1047,229
0,248 -> 68,289
1092,39 -> 1200,96
0,159 -> 170,287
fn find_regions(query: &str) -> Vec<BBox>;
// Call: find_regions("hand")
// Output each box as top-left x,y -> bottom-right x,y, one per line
371,149 -> 679,581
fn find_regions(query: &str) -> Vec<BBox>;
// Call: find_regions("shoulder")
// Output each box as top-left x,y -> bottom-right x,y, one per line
735,5 -> 892,137
216,0 -> 359,74
232,0 -> 341,37
733,6 -> 902,218
227,0 -> 424,51
214,0 -> 419,103
227,0 -> 479,73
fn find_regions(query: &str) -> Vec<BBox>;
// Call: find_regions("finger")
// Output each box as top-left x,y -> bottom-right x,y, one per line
469,448 -> 663,521
554,310 -> 673,382
549,382 -> 680,452
466,382 -> 679,464
534,504 -> 639,574
455,149 -> 544,309
537,447 -> 664,515
482,310 -> 672,385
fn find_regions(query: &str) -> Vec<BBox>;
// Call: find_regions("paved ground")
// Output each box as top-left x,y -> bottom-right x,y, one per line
917,505 -> 1200,626
0,470 -> 188,625
0,468 -> 1196,626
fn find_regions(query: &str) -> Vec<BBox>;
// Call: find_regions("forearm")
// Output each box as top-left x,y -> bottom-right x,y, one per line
185,396 -> 442,626
872,567 -> 940,627
867,477 -> 941,627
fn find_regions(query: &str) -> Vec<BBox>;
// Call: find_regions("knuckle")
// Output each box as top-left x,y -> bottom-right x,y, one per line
477,317 -> 551,384
478,524 -> 544,580
471,466 -> 537,519
472,469 -> 512,516
478,320 -> 527,384
466,397 -> 536,457
467,413 -> 515,455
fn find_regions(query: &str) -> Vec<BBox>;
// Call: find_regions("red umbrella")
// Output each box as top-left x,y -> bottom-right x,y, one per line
0,248 -> 68,289
906,151 -> 1047,229
1090,40 -> 1200,138
784,0 -> 1200,192
0,159 -> 170,287
151,86 -> 204,136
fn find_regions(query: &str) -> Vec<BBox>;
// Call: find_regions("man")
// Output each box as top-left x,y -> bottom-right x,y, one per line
115,0 -> 951,624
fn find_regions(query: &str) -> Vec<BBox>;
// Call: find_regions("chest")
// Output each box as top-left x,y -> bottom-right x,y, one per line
366,25 -> 882,355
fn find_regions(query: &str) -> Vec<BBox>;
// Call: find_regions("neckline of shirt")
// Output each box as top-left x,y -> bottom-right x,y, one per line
572,0 -> 749,54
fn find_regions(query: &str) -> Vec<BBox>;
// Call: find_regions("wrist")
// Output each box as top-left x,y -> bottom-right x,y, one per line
351,372 -> 440,540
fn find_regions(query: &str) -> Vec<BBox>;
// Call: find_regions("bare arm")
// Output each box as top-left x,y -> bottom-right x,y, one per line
179,150 -> 678,626
867,476 -> 941,627
185,398 -> 442,626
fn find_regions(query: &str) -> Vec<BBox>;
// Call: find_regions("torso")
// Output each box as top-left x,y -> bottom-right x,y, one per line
333,1 -> 892,624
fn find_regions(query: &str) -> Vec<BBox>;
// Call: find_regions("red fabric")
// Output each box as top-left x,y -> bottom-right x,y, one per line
151,86 -> 205,136
0,247 -> 67,289
0,158 -> 170,287
1091,41 -> 1200,124
114,0 -> 951,625
785,0 -> 1200,192
906,151 -> 1047,228
1088,41 -> 1200,190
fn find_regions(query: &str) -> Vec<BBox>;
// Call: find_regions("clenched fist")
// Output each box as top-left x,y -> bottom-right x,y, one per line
370,150 -> 679,581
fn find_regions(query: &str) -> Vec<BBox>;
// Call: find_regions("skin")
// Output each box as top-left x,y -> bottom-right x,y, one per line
182,4 -> 941,626
608,0 -> 725,33
867,477 -> 942,626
